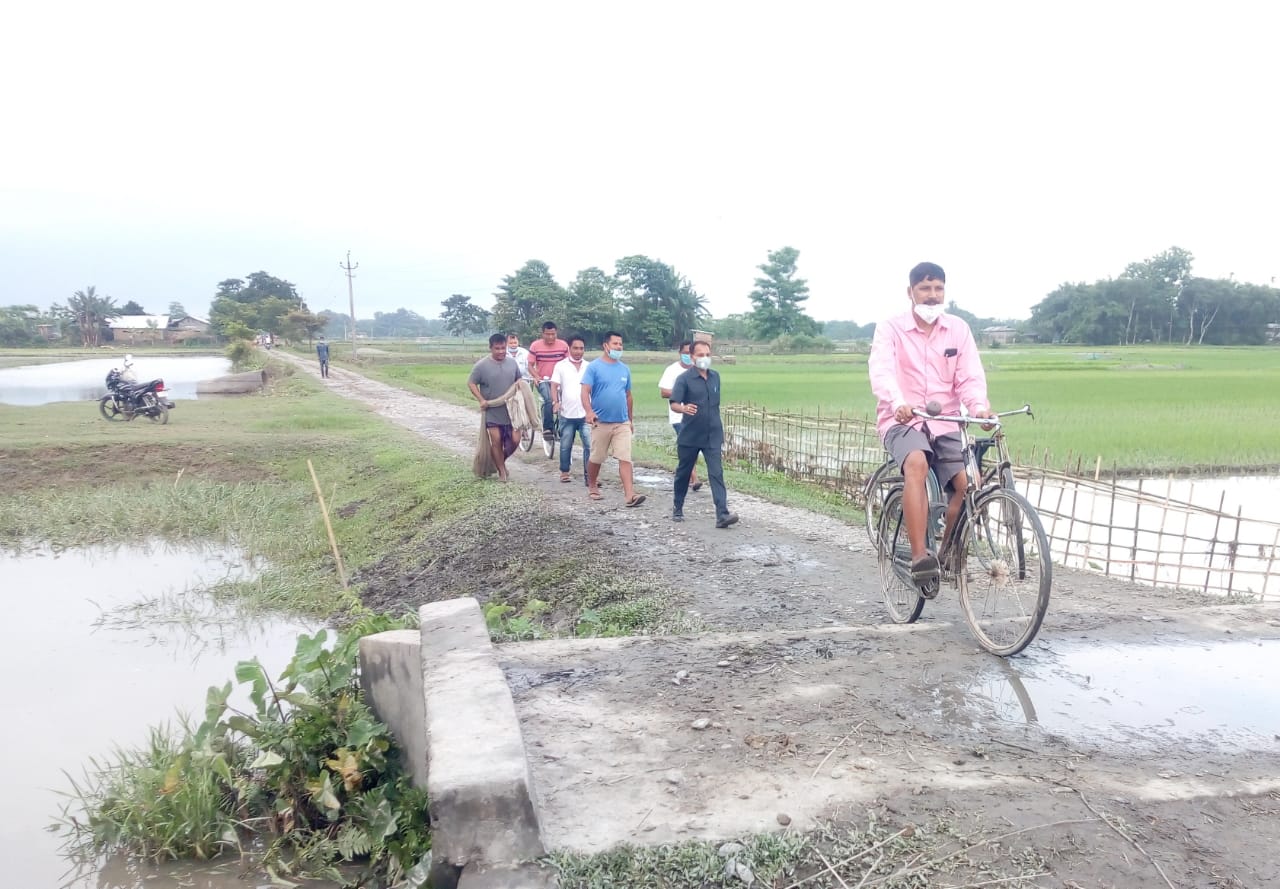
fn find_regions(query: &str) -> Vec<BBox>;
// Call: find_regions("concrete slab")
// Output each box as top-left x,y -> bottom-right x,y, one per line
420,598 -> 546,872
359,630 -> 427,789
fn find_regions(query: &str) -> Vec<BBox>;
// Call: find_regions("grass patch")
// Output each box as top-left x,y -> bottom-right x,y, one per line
0,368 -> 691,637
551,813 -> 1053,888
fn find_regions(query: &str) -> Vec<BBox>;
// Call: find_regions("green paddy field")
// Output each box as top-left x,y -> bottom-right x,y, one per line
342,344 -> 1280,474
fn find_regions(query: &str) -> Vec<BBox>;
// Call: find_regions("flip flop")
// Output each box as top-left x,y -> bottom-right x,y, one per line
910,553 -> 940,583
560,474 -> 571,483
624,494 -> 647,508
691,482 -> 703,492
588,490 -> 604,500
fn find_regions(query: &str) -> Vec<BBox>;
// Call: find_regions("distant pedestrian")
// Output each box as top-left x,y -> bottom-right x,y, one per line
658,340 -> 701,492
551,334 -> 591,484
529,321 -> 569,441
469,333 -> 523,481
581,331 -> 646,507
316,336 -> 330,378
669,341 -> 737,528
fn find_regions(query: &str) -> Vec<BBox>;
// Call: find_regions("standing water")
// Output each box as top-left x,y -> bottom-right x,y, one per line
0,356 -> 231,405
3,542 -> 317,889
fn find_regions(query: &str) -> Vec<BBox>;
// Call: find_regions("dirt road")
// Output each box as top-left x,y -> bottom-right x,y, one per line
284,353 -> 1280,888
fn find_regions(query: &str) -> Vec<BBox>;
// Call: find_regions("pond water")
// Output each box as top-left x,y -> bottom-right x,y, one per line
939,639 -> 1280,753
0,356 -> 232,406
1022,475 -> 1280,600
3,541 -> 319,889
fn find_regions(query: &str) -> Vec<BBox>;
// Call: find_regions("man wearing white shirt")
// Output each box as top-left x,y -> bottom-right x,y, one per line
658,340 -> 701,491
506,333 -> 533,383
551,334 -> 591,485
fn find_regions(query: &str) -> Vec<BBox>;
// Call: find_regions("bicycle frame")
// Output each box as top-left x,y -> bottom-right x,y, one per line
912,404 -> 1033,555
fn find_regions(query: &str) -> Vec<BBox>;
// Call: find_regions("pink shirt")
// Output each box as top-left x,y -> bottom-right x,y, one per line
868,310 -> 989,441
529,338 -> 569,380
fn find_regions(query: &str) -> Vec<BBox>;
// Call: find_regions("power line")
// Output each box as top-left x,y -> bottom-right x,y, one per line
339,251 -> 359,357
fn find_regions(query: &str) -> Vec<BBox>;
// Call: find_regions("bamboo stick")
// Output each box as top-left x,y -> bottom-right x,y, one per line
1105,470 -> 1117,578
1264,527 -> 1280,602
307,458 -> 348,589
1227,506 -> 1242,597
1130,478 -> 1142,582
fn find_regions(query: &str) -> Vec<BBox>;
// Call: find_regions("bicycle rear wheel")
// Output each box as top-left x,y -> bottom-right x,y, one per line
878,487 -> 925,624
956,488 -> 1051,656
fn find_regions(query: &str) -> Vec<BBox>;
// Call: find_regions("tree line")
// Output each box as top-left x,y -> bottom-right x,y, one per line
5,246 -> 1275,351
1026,247 -> 1280,346
439,248 -> 821,350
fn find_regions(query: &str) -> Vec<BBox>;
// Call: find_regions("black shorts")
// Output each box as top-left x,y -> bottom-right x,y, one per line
884,424 -> 966,491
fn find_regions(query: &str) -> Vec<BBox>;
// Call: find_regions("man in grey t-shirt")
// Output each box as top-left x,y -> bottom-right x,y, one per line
468,333 -> 522,480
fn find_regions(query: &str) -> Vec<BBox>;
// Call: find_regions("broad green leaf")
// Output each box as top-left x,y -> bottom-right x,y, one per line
251,750 -> 285,769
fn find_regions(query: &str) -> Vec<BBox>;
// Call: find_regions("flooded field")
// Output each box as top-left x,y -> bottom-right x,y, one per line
1024,474 -> 1280,599
4,542 -> 316,889
0,356 -> 231,405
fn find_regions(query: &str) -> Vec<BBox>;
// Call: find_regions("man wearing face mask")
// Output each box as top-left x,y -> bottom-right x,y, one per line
868,262 -> 992,591
669,340 -> 737,528
658,340 -> 702,493
581,331 -> 646,507
506,333 -> 533,384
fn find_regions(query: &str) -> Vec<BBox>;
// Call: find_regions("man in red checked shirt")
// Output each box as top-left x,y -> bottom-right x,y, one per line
868,262 -> 994,591
528,321 -> 569,441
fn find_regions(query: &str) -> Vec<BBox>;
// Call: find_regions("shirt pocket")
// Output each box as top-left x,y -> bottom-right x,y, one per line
931,348 -> 958,386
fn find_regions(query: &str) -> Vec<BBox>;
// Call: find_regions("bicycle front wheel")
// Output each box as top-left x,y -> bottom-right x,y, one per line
862,460 -> 900,553
878,487 -> 925,624
518,426 -> 535,452
956,488 -> 1051,656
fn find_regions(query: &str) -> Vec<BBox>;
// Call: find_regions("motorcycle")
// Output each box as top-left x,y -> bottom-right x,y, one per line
99,367 -> 175,424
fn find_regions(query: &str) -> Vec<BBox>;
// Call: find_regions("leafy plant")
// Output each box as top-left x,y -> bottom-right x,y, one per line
55,617 -> 431,887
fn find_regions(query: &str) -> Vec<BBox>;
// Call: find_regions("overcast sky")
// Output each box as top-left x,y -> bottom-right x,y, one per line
2,1 -> 1277,325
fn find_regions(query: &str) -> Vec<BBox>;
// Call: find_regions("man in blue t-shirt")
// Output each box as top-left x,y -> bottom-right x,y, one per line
581,331 -> 646,507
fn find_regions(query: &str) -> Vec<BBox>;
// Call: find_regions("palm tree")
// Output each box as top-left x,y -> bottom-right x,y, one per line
68,286 -> 120,347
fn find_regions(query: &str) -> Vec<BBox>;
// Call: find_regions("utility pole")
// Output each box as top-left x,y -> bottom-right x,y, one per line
340,251 -> 359,358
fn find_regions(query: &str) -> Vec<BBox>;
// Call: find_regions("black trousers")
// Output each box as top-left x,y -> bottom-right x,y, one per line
674,444 -> 729,518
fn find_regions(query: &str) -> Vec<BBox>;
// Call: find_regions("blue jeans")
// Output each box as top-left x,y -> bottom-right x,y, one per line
537,380 -> 555,432
559,417 -> 591,477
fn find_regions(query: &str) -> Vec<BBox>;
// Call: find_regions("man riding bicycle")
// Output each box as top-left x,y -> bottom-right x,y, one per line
528,321 -> 569,442
868,262 -> 993,590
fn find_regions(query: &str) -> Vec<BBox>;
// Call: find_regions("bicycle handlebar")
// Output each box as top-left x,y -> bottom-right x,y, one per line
910,403 -> 1034,427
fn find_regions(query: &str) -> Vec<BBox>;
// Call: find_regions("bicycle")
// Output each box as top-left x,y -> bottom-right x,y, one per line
874,404 -> 1051,657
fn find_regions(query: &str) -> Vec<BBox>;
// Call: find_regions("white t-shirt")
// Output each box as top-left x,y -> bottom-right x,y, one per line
508,347 -> 533,381
658,360 -> 691,424
550,357 -> 589,419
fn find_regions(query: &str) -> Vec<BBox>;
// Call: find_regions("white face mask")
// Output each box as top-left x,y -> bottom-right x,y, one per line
913,303 -> 945,325
694,356 -> 712,370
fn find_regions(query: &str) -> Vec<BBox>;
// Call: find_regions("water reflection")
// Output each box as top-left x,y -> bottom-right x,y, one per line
939,640 -> 1280,751
0,356 -> 231,406
3,542 -> 316,889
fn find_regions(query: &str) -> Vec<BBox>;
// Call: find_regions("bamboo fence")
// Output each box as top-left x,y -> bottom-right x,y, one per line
716,405 -> 1280,601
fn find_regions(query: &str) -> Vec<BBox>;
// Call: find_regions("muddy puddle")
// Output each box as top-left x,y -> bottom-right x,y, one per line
930,639 -> 1280,752
4,541 -> 319,889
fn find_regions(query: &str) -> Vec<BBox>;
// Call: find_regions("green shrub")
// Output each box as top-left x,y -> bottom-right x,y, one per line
225,339 -> 256,370
56,616 -> 431,887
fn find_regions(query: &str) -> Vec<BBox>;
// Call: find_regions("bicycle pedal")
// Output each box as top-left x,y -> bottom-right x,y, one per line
918,577 -> 940,600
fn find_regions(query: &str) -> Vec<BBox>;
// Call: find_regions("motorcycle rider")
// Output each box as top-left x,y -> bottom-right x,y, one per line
121,354 -> 137,382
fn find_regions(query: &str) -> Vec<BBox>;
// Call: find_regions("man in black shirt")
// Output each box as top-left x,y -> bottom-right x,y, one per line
668,340 -> 738,528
